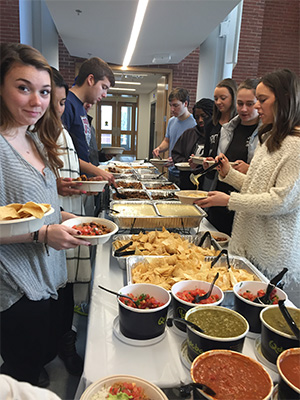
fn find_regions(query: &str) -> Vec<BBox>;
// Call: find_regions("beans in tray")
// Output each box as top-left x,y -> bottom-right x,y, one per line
150,192 -> 177,200
112,190 -> 150,200
144,183 -> 177,190
116,181 -> 143,189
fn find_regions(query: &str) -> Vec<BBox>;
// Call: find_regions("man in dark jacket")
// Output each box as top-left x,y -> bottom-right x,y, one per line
172,98 -> 214,189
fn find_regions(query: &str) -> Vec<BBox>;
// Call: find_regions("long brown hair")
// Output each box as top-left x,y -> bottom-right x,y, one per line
212,78 -> 237,126
0,43 -> 63,174
258,69 -> 300,152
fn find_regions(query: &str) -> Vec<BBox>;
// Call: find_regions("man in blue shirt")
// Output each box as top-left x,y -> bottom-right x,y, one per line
153,88 -> 196,185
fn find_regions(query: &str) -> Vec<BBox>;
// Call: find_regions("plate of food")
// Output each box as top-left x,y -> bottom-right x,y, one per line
62,216 -> 118,245
149,158 -> 169,166
0,202 -> 54,238
175,162 -> 191,171
175,190 -> 208,204
72,175 -> 108,192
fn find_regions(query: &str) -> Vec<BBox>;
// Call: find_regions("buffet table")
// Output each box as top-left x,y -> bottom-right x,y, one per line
74,218 -> 286,399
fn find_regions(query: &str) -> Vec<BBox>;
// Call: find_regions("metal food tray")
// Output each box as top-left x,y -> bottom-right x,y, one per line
109,200 -> 206,229
110,188 -> 151,201
143,181 -> 180,191
115,179 -> 144,190
125,254 -> 269,307
148,190 -> 179,201
136,173 -> 168,181
112,233 -> 221,270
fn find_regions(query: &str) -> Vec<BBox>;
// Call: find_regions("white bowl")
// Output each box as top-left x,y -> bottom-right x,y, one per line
176,190 -> 208,204
101,147 -> 125,155
190,156 -> 205,165
80,374 -> 168,400
208,231 -> 230,246
0,207 -> 54,238
61,216 -> 118,245
72,180 -> 108,192
175,162 -> 191,171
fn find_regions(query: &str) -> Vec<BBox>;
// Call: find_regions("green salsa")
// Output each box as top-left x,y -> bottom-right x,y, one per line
263,307 -> 300,336
187,308 -> 247,338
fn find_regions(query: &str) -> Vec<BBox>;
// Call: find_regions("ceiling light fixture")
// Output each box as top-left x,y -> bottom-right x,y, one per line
115,81 -> 141,85
109,87 -> 136,92
122,0 -> 149,69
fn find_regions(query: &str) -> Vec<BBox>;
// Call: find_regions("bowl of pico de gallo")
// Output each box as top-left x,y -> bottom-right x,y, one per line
171,280 -> 224,332
233,281 -> 287,334
62,216 -> 118,245
117,283 -> 171,340
80,374 -> 168,400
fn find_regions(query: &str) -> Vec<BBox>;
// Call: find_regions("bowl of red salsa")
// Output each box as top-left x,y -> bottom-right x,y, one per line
118,283 -> 171,340
277,348 -> 300,400
233,281 -> 287,334
171,280 -> 224,332
190,350 -> 273,400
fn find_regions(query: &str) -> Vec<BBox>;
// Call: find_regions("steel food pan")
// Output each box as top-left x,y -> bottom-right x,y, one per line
148,190 -> 179,201
112,233 -> 221,270
110,188 -> 151,201
115,180 -> 143,190
143,182 -> 180,191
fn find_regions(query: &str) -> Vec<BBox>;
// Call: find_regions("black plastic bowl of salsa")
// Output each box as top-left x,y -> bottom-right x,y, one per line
277,348 -> 300,400
260,306 -> 300,364
233,281 -> 287,334
118,283 -> 171,340
171,280 -> 224,332
185,306 -> 249,362
191,350 -> 273,400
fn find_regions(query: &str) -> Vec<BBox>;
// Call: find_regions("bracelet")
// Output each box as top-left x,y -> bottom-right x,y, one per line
33,230 -> 39,243
44,224 -> 50,256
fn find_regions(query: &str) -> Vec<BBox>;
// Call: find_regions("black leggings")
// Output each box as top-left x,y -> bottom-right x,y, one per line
0,288 -> 65,385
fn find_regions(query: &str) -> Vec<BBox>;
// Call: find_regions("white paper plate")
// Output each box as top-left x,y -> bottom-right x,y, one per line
190,156 -> 205,165
175,162 -> 191,171
175,190 -> 208,204
0,207 -> 54,238
205,160 -> 238,167
149,158 -> 169,166
61,216 -> 118,245
113,316 -> 166,346
101,147 -> 125,154
72,180 -> 108,192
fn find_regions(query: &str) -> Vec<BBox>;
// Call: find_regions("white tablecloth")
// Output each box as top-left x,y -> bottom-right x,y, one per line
74,219 -> 283,399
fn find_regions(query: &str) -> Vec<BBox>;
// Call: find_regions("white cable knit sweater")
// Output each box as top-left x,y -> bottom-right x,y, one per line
220,135 -> 300,289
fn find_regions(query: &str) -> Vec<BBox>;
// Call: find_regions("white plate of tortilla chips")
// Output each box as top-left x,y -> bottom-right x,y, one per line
0,202 -> 54,238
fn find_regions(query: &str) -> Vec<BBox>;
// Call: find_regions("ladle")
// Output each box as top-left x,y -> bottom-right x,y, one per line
190,160 -> 221,188
278,300 -> 300,340
98,285 -> 140,307
193,272 -> 219,303
167,317 -> 204,333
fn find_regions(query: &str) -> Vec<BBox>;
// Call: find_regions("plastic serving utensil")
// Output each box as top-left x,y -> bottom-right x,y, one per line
179,382 -> 216,398
156,171 -> 166,179
166,317 -> 204,333
193,272 -> 219,303
98,285 -> 140,307
278,300 -> 300,340
111,184 -> 127,199
190,160 -> 221,188
255,268 -> 288,304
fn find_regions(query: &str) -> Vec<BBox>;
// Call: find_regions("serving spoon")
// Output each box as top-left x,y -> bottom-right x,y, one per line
278,300 -> 300,340
98,285 -> 140,307
179,382 -> 216,398
167,317 -> 204,333
255,268 -> 288,304
193,272 -> 219,303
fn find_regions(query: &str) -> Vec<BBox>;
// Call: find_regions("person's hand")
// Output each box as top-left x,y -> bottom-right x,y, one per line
233,160 -> 249,174
194,191 -> 230,208
96,170 -> 116,186
40,224 -> 90,250
188,154 -> 197,170
165,156 -> 174,167
152,147 -> 160,158
202,157 -> 214,170
215,153 -> 230,178
56,178 -> 87,196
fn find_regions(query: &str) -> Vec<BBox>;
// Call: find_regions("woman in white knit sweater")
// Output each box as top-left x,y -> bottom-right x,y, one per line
195,69 -> 300,307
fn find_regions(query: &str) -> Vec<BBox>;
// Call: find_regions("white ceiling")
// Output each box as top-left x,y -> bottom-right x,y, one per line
45,0 -> 240,94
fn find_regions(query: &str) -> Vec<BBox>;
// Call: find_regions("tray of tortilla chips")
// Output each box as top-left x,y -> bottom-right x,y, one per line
0,202 -> 53,238
112,228 -> 221,270
126,254 -> 268,307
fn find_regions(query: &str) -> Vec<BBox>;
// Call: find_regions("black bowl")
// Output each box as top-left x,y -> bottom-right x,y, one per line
185,305 -> 248,361
118,283 -> 171,340
260,306 -> 300,364
277,348 -> 300,400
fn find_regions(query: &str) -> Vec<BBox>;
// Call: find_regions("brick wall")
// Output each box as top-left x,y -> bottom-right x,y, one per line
0,0 -> 20,43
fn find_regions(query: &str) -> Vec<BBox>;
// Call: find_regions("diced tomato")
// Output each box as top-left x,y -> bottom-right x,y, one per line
120,293 -> 165,309
176,289 -> 220,304
239,288 -> 280,304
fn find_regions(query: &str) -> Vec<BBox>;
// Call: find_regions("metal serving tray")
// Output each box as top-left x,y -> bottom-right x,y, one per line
143,181 -> 180,191
125,254 -> 268,307
110,188 -> 151,201
148,190 -> 179,201
115,180 -> 144,190
112,233 -> 221,270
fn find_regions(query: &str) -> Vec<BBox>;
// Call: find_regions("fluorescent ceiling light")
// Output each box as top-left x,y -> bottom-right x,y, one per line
115,81 -> 141,85
114,72 -> 148,77
122,0 -> 149,69
109,87 -> 136,92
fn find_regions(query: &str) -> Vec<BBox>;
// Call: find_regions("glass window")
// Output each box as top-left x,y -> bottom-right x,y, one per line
101,105 -> 112,130
101,133 -> 112,146
120,106 -> 132,131
120,134 -> 131,151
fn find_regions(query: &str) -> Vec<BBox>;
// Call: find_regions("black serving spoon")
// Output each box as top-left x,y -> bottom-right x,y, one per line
278,300 -> 300,340
211,249 -> 231,269
179,382 -> 216,398
255,268 -> 288,304
156,171 -> 166,179
167,318 -> 204,333
193,272 -> 219,303
98,285 -> 140,307
111,184 -> 127,199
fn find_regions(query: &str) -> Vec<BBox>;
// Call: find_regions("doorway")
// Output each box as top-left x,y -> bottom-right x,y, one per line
148,102 -> 156,159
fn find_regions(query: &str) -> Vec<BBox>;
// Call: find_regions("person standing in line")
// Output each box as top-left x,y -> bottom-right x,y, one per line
200,79 -> 260,235
62,57 -> 115,187
152,88 -> 196,186
0,43 -> 90,387
172,98 -> 214,189
195,69 -> 300,307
